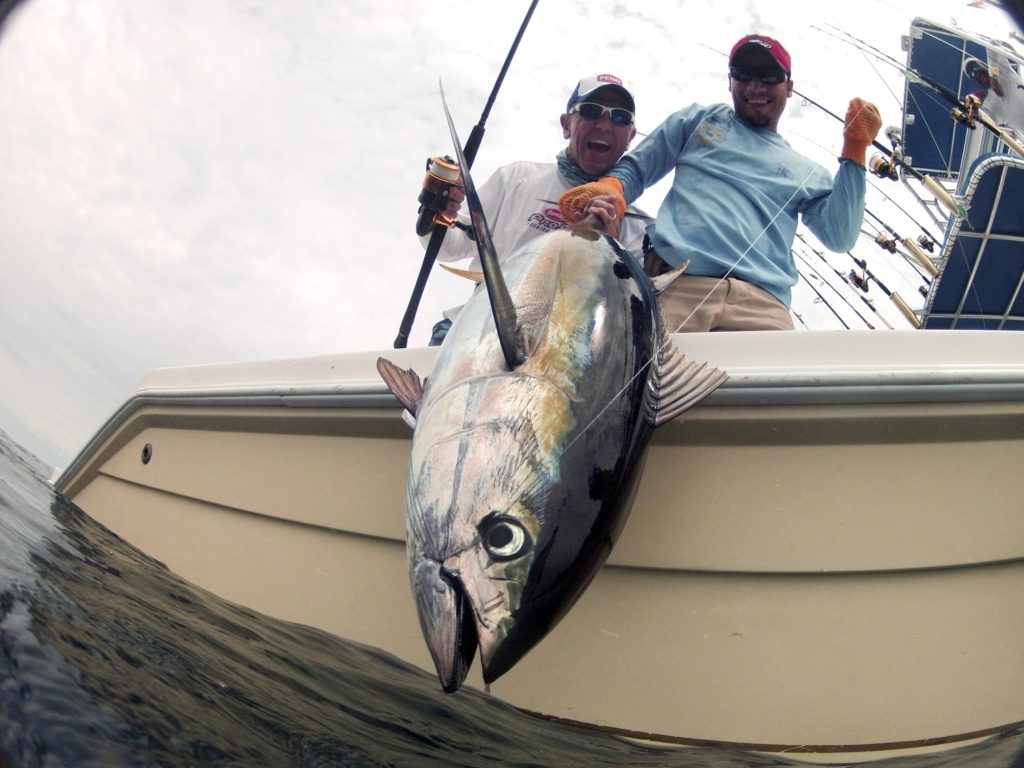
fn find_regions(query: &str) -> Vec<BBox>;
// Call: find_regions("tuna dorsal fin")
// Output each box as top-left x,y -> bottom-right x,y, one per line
439,263 -> 484,284
441,82 -> 526,370
376,357 -> 424,426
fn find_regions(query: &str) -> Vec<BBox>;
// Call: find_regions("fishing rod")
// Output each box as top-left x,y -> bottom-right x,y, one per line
791,127 -> 944,255
793,249 -> 863,329
815,23 -> 977,182
858,223 -> 931,298
896,168 -> 952,228
795,232 -> 895,328
700,40 -> 965,216
393,0 -> 540,349
860,226 -> 930,290
819,23 -> 968,180
696,42 -> 923,330
826,20 -> 1024,81
863,208 -> 938,280
700,40 -> 903,167
847,251 -> 920,328
868,167 -> 941,249
793,86 -> 967,218
820,22 -> 1024,158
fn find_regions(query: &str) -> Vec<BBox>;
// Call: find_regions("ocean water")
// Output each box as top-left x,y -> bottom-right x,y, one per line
1,429 -> 1023,768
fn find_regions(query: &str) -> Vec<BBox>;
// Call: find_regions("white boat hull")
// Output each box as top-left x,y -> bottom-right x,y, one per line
56,330 -> 1024,759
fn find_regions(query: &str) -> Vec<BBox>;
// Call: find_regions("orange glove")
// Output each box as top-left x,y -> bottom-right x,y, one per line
558,177 -> 627,224
841,98 -> 882,167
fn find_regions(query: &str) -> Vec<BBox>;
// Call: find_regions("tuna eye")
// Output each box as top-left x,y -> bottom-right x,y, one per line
481,517 -> 530,561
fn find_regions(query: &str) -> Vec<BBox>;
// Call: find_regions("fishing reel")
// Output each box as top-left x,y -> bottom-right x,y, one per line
874,233 -> 898,253
872,234 -> 897,256
848,270 -> 870,293
917,235 -> 935,253
869,153 -> 900,181
415,155 -> 463,236
951,95 -> 981,129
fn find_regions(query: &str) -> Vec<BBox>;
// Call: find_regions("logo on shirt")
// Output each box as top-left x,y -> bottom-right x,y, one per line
695,119 -> 726,148
775,164 -> 794,180
528,207 -> 567,233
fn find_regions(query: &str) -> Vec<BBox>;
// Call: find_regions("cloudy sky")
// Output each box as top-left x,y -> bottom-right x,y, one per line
0,0 -> 1016,468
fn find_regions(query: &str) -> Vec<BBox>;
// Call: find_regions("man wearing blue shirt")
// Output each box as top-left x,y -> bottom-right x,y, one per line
560,35 -> 882,332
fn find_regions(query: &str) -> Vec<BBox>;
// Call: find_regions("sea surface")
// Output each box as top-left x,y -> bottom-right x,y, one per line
1,428 -> 1023,768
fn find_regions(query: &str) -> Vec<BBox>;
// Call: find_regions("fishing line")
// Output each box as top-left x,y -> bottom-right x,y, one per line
826,22 -> 1024,157
613,94 -> 925,421
820,22 -> 979,173
790,129 -> 942,288
873,178 -> 941,245
812,23 -> 905,111
793,250 -> 855,328
864,207 -> 936,283
909,22 -> 1024,69
559,156 -> 828,461
795,231 -> 896,328
666,162 -> 826,335
814,23 -> 958,176
522,49 -> 908,465
797,242 -> 886,329
486,79 -> 913,532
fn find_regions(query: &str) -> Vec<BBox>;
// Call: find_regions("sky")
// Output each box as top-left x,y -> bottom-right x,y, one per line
0,0 -> 1018,469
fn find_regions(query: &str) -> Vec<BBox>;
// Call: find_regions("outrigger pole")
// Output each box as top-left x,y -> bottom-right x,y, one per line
393,0 -> 541,349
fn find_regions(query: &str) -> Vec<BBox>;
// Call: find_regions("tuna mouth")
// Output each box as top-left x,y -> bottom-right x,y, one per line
411,558 -> 478,693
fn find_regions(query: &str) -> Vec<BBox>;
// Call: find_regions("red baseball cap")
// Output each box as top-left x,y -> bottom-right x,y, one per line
729,35 -> 791,74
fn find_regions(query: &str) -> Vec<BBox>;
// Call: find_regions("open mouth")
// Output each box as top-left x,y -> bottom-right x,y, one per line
586,138 -> 611,152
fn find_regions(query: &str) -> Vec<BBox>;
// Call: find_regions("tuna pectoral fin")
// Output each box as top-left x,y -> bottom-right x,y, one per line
411,559 -> 478,693
376,357 -> 424,422
644,340 -> 728,427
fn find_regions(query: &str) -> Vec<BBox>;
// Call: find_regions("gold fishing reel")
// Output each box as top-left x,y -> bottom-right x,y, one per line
415,155 -> 463,236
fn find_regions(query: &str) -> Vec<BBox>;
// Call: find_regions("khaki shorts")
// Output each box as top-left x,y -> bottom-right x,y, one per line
644,252 -> 794,333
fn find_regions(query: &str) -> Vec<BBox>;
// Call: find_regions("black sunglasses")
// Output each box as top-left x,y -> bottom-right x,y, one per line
729,66 -> 789,85
570,101 -> 635,126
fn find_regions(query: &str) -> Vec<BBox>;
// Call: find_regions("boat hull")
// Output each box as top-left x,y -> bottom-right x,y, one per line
57,330 -> 1024,759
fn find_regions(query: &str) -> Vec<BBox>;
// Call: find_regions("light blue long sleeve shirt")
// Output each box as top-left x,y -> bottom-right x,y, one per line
608,103 -> 866,306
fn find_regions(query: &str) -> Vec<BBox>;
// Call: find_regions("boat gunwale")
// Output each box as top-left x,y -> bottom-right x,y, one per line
55,331 -> 1024,493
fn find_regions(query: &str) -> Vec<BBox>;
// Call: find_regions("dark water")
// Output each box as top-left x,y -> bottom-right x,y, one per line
1,431 -> 1023,767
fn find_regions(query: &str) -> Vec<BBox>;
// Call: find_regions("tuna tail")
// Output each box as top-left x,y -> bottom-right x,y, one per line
440,82 -> 527,370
